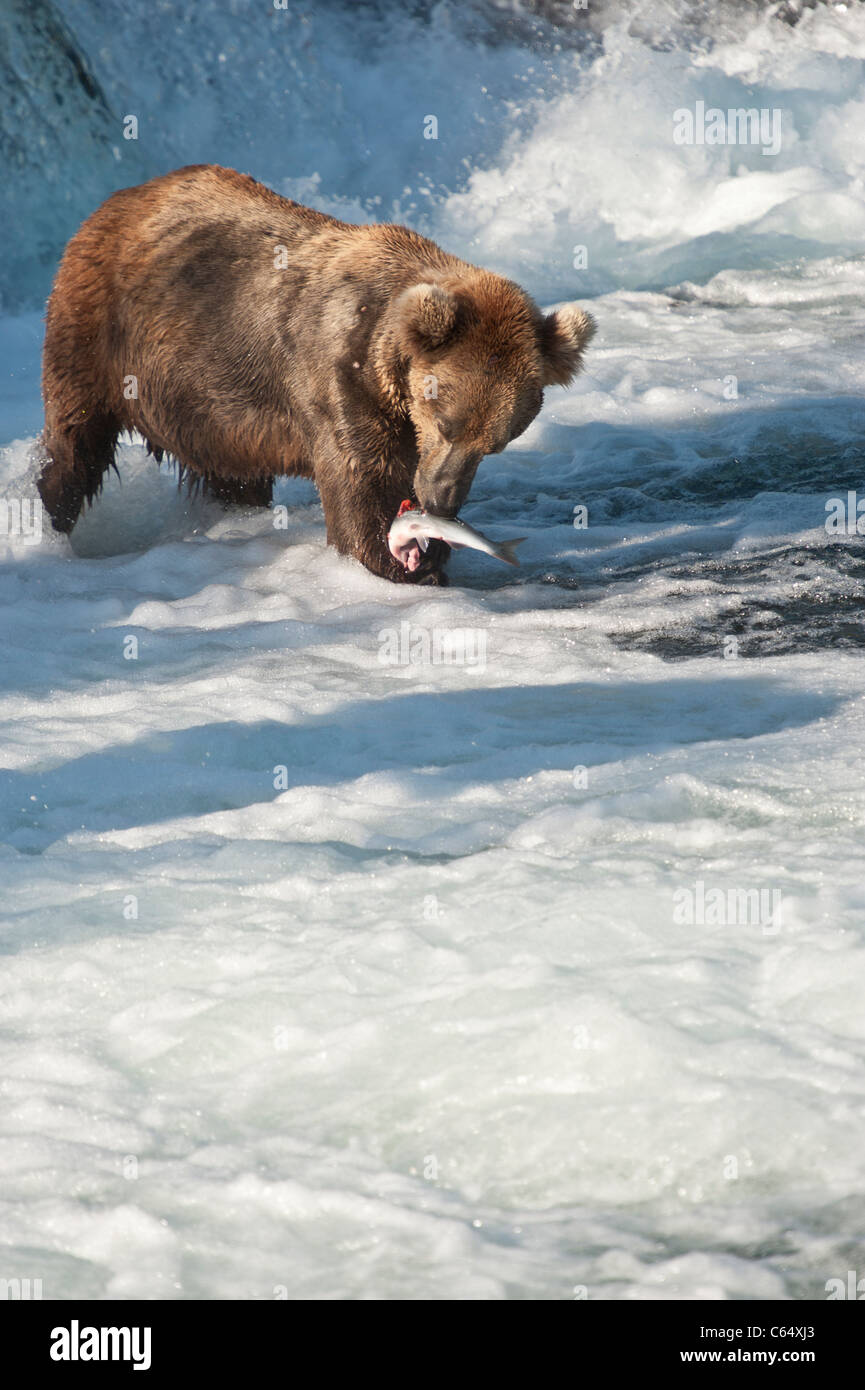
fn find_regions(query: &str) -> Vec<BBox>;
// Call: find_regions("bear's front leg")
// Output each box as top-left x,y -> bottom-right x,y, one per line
315,462 -> 450,585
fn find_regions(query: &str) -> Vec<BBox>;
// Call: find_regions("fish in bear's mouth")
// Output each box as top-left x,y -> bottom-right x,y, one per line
387,500 -> 524,571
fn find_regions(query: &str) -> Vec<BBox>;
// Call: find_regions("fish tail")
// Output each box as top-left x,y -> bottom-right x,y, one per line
494,538 -> 525,566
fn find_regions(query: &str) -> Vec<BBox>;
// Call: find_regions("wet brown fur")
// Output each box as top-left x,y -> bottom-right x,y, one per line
39,164 -> 595,583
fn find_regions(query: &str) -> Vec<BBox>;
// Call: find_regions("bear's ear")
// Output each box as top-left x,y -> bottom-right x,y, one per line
396,282 -> 460,353
539,305 -> 596,386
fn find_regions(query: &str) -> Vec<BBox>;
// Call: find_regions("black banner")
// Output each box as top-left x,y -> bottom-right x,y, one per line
4,1298 -> 861,1375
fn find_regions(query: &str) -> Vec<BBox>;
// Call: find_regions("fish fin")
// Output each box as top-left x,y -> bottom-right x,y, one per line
418,534 -> 429,552
495,538 -> 525,566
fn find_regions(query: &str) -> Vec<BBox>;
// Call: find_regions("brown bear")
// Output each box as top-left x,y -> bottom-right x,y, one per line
39,164 -> 595,583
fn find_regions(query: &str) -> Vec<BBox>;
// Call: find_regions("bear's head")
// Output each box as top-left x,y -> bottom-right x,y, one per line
389,273 -> 595,517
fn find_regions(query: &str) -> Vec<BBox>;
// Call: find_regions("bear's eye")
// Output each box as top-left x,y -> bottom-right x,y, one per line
437,417 -> 460,442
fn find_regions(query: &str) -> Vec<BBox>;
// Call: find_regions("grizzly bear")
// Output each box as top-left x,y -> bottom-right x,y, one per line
39,165 -> 595,583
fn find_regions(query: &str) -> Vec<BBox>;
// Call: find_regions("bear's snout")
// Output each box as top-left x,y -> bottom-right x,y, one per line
415,445 -> 481,517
